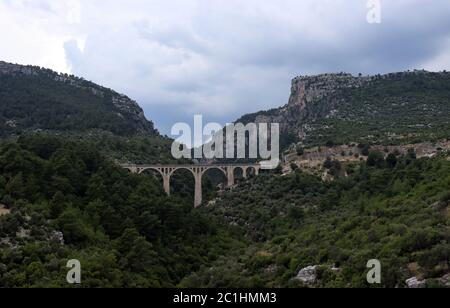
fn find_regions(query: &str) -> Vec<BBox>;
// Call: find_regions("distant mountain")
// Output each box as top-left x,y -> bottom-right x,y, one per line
0,61 -> 157,137
237,71 -> 450,149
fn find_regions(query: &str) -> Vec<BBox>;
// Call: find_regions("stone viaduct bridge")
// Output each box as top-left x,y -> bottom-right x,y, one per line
122,164 -> 262,207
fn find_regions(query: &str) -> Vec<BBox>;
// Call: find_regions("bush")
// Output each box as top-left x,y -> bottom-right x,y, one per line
440,191 -> 450,206
386,153 -> 398,168
367,151 -> 385,168
323,158 -> 333,169
358,144 -> 371,156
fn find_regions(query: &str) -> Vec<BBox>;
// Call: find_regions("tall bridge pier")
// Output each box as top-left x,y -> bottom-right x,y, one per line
122,164 -> 261,207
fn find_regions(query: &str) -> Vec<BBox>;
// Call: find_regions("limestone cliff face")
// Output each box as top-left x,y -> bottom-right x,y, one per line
0,61 -> 156,135
250,73 -> 367,139
289,73 -> 364,108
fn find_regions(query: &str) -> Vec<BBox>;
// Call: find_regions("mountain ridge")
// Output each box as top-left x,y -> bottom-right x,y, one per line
0,62 -> 448,288
0,61 -> 157,137
237,70 -> 450,149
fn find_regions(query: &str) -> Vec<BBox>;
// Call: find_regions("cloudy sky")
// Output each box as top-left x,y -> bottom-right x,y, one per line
1,0 -> 450,135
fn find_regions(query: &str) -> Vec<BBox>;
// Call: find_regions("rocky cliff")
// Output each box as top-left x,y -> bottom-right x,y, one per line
238,70 -> 450,148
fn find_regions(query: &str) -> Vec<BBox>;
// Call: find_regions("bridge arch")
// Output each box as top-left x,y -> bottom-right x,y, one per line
201,167 -> 229,196
169,166 -> 196,178
122,164 -> 261,208
139,167 -> 165,183
200,166 -> 227,178
233,166 -> 248,180
139,167 -> 173,196
139,167 -> 163,176
245,165 -> 260,177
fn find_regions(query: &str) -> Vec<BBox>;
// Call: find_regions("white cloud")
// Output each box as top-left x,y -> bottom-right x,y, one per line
0,0 -> 83,72
421,38 -> 450,72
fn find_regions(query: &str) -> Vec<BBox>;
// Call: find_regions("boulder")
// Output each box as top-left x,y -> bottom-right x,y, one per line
405,277 -> 426,289
296,266 -> 318,285
438,273 -> 450,287
50,231 -> 65,245
0,204 -> 11,216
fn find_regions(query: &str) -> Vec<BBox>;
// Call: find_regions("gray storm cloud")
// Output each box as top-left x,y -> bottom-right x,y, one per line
1,0 -> 450,134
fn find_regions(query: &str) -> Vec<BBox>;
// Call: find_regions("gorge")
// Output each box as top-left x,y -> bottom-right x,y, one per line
0,62 -> 448,288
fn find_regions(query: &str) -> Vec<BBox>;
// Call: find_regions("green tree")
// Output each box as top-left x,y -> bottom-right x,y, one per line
323,157 -> 333,169
56,207 -> 94,244
385,153 -> 398,168
367,151 -> 385,168
116,228 -> 158,273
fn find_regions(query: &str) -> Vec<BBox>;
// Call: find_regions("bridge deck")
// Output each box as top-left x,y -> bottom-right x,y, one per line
121,163 -> 261,168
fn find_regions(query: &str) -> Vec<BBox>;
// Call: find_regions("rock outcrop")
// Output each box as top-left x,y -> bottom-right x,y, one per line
0,204 -> 10,216
288,73 -> 367,110
284,140 -> 450,170
437,273 -> 450,287
405,277 -> 426,288
295,265 -> 318,285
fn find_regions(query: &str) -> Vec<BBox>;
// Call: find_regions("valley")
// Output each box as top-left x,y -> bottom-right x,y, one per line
0,62 -> 449,288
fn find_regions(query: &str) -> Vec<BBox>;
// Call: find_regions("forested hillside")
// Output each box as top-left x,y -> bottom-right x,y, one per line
0,136 -> 240,287
0,61 -> 156,137
0,62 -> 448,288
2,136 -> 446,288
0,62 -> 230,287
0,61 -> 178,164
183,152 -> 450,288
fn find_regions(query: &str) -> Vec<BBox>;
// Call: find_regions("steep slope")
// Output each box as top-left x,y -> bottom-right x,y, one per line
0,61 -> 156,137
237,71 -> 450,149
184,153 -> 450,288
0,136 -> 240,287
